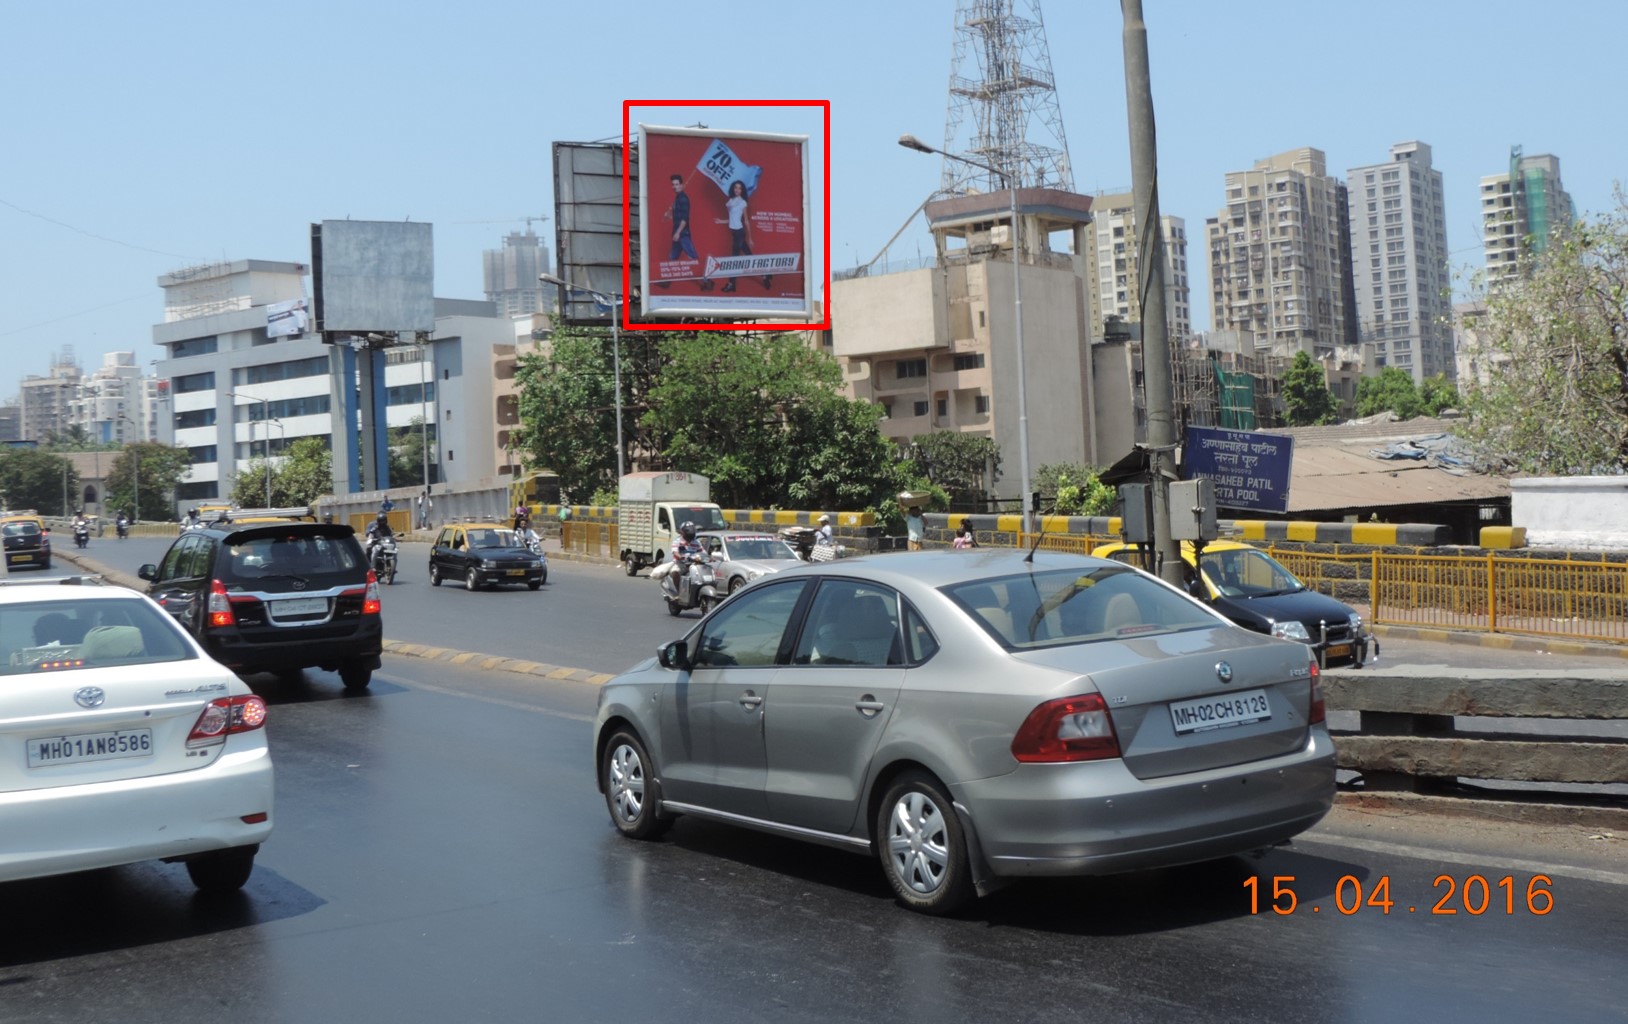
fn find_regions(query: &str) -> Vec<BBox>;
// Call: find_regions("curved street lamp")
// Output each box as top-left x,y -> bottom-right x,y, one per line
898,133 -> 1032,533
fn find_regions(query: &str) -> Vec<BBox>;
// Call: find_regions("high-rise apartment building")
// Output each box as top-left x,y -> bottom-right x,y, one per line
1207,148 -> 1357,358
1346,141 -> 1452,382
1481,147 -> 1574,288
69,351 -> 152,443
483,229 -> 553,318
1085,191 -> 1192,344
18,348 -> 82,442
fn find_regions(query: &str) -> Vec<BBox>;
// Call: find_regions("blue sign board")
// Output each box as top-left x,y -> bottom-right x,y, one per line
1183,426 -> 1294,514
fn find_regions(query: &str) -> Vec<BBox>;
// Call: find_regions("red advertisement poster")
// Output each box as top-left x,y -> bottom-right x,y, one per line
638,125 -> 810,319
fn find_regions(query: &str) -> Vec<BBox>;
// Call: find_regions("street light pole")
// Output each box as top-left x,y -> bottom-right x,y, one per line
899,133 -> 1033,534
225,390 -> 272,507
541,272 -> 625,479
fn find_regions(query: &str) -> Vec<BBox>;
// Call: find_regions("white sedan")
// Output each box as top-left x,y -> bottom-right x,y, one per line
0,577 -> 274,893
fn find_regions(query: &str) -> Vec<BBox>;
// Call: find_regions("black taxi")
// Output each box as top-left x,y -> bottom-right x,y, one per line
428,522 -> 547,591
2,511 -> 51,571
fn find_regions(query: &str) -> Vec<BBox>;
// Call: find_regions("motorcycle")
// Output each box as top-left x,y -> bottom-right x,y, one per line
654,553 -> 724,616
370,535 -> 399,585
73,522 -> 89,549
115,516 -> 129,540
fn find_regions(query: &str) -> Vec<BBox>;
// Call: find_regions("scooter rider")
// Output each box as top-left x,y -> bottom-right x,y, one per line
365,511 -> 394,569
665,521 -> 705,597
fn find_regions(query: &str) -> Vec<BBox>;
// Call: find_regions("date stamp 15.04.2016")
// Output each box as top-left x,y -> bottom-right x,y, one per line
1245,874 -> 1554,916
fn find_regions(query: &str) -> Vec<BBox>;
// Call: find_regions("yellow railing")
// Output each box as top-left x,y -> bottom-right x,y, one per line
1044,538 -> 1628,647
1372,553 -> 1628,643
1017,533 -> 1119,556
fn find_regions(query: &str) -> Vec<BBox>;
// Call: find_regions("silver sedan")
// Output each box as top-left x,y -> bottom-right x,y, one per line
697,531 -> 804,594
594,550 -> 1336,915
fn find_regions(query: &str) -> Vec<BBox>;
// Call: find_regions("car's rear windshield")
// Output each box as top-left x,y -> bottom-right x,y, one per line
716,537 -> 798,561
1,597 -> 196,675
219,533 -> 364,581
943,566 -> 1221,649
2,522 -> 40,538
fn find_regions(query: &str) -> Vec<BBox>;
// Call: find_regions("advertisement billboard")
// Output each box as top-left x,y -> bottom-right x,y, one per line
310,220 -> 436,336
637,123 -> 814,322
1183,426 -> 1295,514
554,141 -> 636,326
265,297 -> 310,338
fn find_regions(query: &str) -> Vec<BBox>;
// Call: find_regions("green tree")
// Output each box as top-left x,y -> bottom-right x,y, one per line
1034,463 -> 1114,516
643,332 -> 901,511
906,431 -> 1002,505
511,324 -> 627,500
41,424 -> 118,453
1354,366 -> 1428,420
1460,193 -> 1628,472
1281,351 -> 1339,426
0,448 -> 79,516
103,442 -> 193,522
388,417 -> 435,489
1419,374 -> 1461,416
228,438 -> 332,508
782,397 -> 914,520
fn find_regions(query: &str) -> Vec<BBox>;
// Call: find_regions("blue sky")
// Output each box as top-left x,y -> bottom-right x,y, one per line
4,0 -> 1623,389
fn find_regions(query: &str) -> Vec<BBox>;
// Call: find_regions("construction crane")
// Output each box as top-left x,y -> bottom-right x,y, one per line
452,215 -> 550,233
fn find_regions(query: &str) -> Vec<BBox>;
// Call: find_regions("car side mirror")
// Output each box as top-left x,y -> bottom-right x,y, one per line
138,564 -> 158,581
657,640 -> 690,670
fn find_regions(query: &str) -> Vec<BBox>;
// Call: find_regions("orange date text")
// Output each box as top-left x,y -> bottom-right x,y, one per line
1244,874 -> 1554,916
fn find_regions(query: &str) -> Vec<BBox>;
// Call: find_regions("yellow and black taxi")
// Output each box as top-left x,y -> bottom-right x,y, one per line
428,522 -> 546,591
138,507 -> 383,690
2,510 -> 51,571
1091,539 -> 1376,668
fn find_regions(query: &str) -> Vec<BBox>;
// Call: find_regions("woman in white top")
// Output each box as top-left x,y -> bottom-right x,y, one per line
716,180 -> 753,293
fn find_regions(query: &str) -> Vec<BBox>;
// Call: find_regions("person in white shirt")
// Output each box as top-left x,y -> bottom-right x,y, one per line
715,180 -> 755,293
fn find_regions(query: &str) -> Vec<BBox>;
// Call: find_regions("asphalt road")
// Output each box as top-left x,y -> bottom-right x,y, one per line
2,653 -> 1623,1024
13,535 -> 1628,1018
50,534 -> 1628,676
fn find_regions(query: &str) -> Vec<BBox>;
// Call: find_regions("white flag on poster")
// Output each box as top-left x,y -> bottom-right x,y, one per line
696,138 -> 762,198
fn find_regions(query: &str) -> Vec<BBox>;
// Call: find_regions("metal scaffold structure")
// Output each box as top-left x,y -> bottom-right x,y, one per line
1169,348 -> 1286,433
940,0 -> 1073,194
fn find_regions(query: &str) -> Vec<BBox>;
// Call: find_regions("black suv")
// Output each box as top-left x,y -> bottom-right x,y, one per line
139,516 -> 382,689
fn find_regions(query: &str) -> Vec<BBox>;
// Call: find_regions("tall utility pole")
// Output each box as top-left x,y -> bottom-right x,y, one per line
1122,0 -> 1182,584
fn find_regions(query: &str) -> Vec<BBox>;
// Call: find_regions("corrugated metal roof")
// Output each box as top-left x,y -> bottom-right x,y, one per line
1283,443 -> 1508,512
1246,415 -> 1506,512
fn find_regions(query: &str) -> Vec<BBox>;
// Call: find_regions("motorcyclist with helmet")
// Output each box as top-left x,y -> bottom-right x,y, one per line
665,521 -> 706,597
364,511 -> 395,571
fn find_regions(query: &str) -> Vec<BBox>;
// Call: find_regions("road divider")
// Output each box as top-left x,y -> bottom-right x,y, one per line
1324,664 -> 1628,831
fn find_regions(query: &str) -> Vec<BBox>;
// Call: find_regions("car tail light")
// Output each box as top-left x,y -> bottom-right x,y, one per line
363,570 -> 381,614
1308,660 -> 1326,724
1011,693 -> 1121,763
207,579 -> 235,628
187,695 -> 269,747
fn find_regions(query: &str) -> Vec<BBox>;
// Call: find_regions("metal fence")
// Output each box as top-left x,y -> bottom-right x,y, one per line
1372,553 -> 1628,644
1025,537 -> 1628,647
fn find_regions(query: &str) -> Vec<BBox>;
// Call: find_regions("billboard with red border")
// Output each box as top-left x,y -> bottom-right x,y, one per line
625,100 -> 828,331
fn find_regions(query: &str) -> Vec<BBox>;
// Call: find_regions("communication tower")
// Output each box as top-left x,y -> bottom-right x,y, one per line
940,0 -> 1073,194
